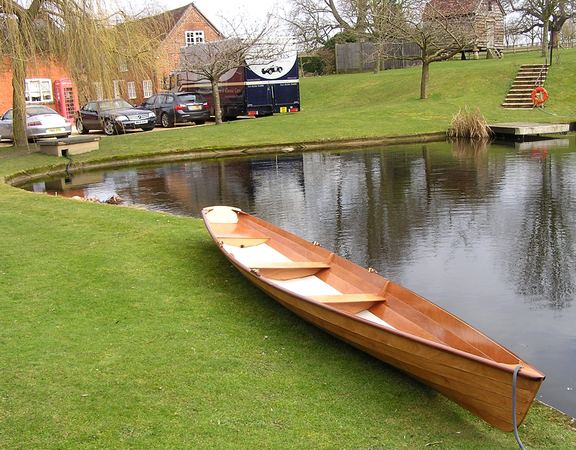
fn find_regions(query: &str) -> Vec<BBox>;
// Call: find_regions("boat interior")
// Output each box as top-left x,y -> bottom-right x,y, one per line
204,206 -> 520,365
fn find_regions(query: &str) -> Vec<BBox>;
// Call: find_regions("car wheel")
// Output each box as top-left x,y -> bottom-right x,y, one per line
76,119 -> 89,134
161,112 -> 174,128
103,119 -> 116,136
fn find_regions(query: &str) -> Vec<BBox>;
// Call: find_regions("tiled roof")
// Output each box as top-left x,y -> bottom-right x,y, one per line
140,3 -> 223,41
426,0 -> 481,16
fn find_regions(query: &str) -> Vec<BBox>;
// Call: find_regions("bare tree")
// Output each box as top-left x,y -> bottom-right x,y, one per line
561,17 -> 576,45
504,1 -> 576,56
374,0 -> 477,99
284,0 -> 375,50
505,12 -> 542,46
179,20 -> 282,125
0,0 -> 167,147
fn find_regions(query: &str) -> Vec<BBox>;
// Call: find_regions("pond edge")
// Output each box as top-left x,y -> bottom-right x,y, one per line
5,132 -> 446,186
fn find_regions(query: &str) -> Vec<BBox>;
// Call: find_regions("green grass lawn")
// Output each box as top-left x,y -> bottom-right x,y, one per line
1,49 -> 576,449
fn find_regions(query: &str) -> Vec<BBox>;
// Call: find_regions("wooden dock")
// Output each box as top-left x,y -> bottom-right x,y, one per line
489,122 -> 570,140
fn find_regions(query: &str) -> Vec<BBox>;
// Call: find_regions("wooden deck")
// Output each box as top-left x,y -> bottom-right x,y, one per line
490,122 -> 569,139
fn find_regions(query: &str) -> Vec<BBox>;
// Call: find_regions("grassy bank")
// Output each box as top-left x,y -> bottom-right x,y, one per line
1,49 -> 576,448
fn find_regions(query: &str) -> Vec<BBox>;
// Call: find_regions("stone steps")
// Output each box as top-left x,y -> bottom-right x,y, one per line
502,64 -> 549,109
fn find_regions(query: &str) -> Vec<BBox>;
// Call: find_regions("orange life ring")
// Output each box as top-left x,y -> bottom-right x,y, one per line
531,87 -> 549,106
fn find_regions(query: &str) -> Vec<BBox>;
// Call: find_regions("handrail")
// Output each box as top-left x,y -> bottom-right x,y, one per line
534,64 -> 548,87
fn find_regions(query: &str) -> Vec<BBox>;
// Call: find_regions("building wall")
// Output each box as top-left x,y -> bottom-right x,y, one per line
0,57 -> 76,114
0,5 -> 223,111
114,5 -> 223,106
473,0 -> 505,49
156,6 -> 223,82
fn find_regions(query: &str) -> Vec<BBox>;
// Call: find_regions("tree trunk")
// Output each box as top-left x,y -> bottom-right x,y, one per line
11,25 -> 28,147
542,20 -> 549,58
212,80 -> 223,125
12,59 -> 28,147
420,61 -> 429,100
550,27 -> 560,49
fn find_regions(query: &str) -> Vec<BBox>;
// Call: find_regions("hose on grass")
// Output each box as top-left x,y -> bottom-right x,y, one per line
513,364 -> 525,450
536,106 -> 574,119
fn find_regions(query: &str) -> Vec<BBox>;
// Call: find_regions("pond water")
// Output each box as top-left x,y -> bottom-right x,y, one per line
23,137 -> 576,418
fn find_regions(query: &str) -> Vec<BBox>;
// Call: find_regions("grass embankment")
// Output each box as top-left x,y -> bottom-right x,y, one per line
1,50 -> 576,448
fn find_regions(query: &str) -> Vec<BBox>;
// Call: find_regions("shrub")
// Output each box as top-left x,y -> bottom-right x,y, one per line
447,107 -> 492,139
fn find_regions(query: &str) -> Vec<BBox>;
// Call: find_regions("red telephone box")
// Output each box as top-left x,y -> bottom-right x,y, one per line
54,79 -> 79,123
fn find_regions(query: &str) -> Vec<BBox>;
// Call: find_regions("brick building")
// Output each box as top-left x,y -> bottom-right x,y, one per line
0,58 -> 76,118
0,3 -> 223,116
112,3 -> 224,105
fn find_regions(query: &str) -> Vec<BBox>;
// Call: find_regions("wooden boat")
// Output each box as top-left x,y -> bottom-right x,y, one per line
202,206 -> 545,432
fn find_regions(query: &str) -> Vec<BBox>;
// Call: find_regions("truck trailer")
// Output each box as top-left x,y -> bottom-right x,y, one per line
171,53 -> 300,120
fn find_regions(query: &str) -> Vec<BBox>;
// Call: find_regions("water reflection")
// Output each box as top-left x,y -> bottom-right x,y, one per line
449,137 -> 490,160
23,138 -> 576,417
506,143 -> 575,309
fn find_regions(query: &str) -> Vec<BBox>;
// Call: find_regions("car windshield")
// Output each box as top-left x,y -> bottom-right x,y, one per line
99,99 -> 133,111
27,106 -> 57,116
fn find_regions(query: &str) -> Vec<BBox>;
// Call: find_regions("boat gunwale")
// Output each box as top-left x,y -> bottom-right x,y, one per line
201,207 -> 545,383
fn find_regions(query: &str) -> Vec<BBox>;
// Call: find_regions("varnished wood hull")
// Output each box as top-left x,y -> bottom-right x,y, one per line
202,206 -> 545,432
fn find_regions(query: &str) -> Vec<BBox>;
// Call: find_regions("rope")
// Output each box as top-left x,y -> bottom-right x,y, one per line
535,107 -> 575,119
512,365 -> 525,450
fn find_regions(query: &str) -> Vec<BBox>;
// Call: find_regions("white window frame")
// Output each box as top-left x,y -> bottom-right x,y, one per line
93,82 -> 104,101
185,30 -> 205,46
127,81 -> 137,100
24,78 -> 53,103
142,80 -> 153,98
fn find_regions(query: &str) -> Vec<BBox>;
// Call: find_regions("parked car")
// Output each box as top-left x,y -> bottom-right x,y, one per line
0,106 -> 71,141
76,98 -> 156,136
140,92 -> 210,128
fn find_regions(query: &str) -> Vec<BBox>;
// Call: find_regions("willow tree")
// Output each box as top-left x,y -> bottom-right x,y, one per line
0,0 -> 168,147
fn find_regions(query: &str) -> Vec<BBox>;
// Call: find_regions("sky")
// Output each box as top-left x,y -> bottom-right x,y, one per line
116,0 -> 287,31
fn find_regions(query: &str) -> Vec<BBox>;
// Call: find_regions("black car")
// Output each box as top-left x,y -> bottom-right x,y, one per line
140,92 -> 210,128
76,99 -> 156,136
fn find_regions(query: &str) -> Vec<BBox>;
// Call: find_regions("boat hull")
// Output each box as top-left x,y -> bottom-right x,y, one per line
235,260 -> 541,432
202,206 -> 545,432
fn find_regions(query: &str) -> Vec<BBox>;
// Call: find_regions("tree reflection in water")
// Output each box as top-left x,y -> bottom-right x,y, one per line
508,144 -> 575,310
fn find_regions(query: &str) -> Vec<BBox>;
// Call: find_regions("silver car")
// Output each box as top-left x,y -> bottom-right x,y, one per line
0,106 -> 72,141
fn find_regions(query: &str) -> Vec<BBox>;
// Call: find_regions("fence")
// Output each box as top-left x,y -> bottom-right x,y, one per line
335,42 -> 421,73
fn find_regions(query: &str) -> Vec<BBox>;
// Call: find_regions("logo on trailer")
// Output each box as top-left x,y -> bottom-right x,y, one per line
248,54 -> 297,80
261,66 -> 283,75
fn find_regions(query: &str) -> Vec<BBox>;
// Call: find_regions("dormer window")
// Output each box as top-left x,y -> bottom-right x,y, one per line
185,30 -> 205,46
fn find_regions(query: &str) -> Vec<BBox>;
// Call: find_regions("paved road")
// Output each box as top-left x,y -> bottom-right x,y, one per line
0,120 -> 216,148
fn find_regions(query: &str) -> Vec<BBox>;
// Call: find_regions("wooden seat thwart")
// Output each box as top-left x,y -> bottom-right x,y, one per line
311,294 -> 387,303
251,261 -> 331,280
217,235 -> 269,247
